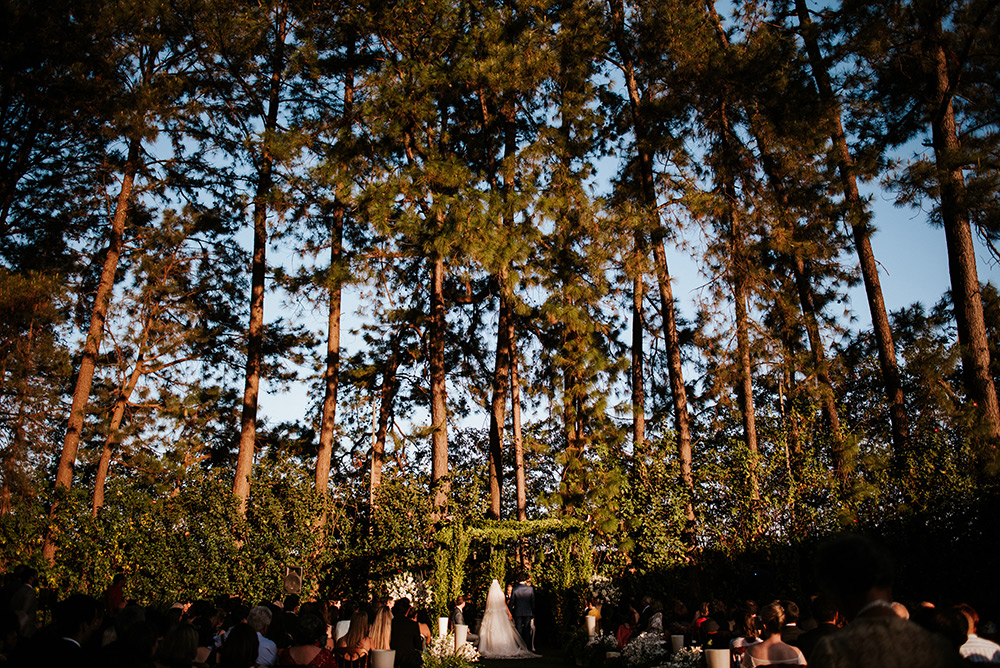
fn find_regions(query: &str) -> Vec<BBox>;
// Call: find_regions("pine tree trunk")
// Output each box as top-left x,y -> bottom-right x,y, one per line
317,39 -> 355,495
316,203 -> 344,494
791,253 -> 849,482
92,351 -> 145,517
510,322 -> 527,522
43,138 -> 140,563
652,237 -> 697,545
486,106 -> 518,520
370,334 -> 402,507
429,252 -> 449,514
704,0 -> 760,501
794,0 -> 910,467
609,0 -> 696,545
733,270 -> 759,501
233,21 -> 285,514
487,285 -> 511,519
631,269 -> 646,452
927,35 -> 1000,451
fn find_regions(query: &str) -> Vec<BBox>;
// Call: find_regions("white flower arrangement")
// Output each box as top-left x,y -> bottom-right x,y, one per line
588,634 -> 619,651
385,571 -> 435,609
586,574 -> 621,606
667,646 -> 703,668
623,632 -> 669,667
426,632 -> 480,663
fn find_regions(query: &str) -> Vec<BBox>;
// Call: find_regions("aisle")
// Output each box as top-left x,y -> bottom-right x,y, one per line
480,650 -> 565,668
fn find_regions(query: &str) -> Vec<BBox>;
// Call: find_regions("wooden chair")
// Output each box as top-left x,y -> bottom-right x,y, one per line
336,647 -> 370,668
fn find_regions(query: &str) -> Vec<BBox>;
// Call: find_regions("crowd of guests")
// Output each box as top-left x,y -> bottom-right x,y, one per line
4,534 -> 999,668
0,569 -> 447,668
587,535 -> 999,666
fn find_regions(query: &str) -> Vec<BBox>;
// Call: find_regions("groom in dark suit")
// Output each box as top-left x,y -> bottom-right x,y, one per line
508,577 -> 535,648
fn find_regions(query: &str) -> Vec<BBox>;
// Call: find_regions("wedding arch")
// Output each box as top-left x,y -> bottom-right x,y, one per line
433,517 -> 592,625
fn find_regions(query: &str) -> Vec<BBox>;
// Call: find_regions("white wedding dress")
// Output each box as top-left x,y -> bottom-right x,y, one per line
477,579 -> 540,659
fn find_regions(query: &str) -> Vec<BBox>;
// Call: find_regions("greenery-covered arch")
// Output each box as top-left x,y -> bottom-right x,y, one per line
432,518 -> 592,625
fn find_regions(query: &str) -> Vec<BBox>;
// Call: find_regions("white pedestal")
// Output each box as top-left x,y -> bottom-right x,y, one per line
706,649 -> 730,668
438,617 -> 449,638
670,634 -> 684,652
371,649 -> 395,668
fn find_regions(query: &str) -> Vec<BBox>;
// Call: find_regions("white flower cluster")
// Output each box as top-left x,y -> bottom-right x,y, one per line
588,634 -> 618,651
622,633 -> 669,667
385,571 -> 434,609
587,574 -> 621,606
667,646 -> 703,668
426,632 -> 480,662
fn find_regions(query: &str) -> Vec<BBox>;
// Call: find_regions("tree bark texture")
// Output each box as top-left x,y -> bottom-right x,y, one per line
92,351 -> 145,517
429,253 -> 449,513
44,138 -> 140,563
927,34 -> 1000,449
794,0 -> 911,466
487,285 -> 511,519
233,17 -> 286,514
609,0 -> 696,544
316,203 -> 344,494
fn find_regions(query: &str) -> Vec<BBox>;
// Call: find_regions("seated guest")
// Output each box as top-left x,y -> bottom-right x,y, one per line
730,602 -> 761,664
280,613 -> 337,667
336,602 -> 356,642
389,598 -> 422,668
741,602 -> 806,666
956,604 -> 1000,663
415,610 -> 433,647
370,606 -> 393,651
218,623 -> 259,668
338,611 -> 373,657
37,593 -> 103,667
248,605 -> 277,668
781,600 -> 803,646
809,533 -> 960,668
796,595 -> 839,663
702,619 -> 731,649
154,622 -> 198,668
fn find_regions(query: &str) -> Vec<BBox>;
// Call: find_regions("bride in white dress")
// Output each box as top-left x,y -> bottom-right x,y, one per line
477,579 -> 541,659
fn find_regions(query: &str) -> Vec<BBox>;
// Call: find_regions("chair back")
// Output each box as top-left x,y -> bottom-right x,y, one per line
337,647 -> 370,668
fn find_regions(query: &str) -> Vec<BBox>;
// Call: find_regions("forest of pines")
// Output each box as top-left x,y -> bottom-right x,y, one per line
1,0 -> 999,602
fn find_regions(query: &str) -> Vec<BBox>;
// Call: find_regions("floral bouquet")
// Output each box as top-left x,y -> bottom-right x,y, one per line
667,647 -> 703,668
623,633 -> 669,667
386,571 -> 435,609
586,575 -> 621,606
424,632 -> 480,668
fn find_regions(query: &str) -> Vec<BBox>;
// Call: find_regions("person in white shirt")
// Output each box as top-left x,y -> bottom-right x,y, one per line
957,604 -> 1000,663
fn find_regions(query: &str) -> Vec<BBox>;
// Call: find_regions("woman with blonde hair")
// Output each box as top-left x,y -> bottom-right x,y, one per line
369,605 -> 393,651
741,602 -> 806,666
337,611 -> 372,664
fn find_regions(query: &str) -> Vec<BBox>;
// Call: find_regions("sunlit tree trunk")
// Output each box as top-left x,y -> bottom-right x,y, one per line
233,12 -> 286,514
609,0 -> 696,548
316,41 -> 355,496
92,351 -> 145,517
926,30 -> 1000,451
44,138 -> 140,563
370,334 -> 402,507
511,323 -> 527,523
487,284 -> 511,519
429,252 -> 449,514
794,0 -> 910,468
316,202 -> 344,494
